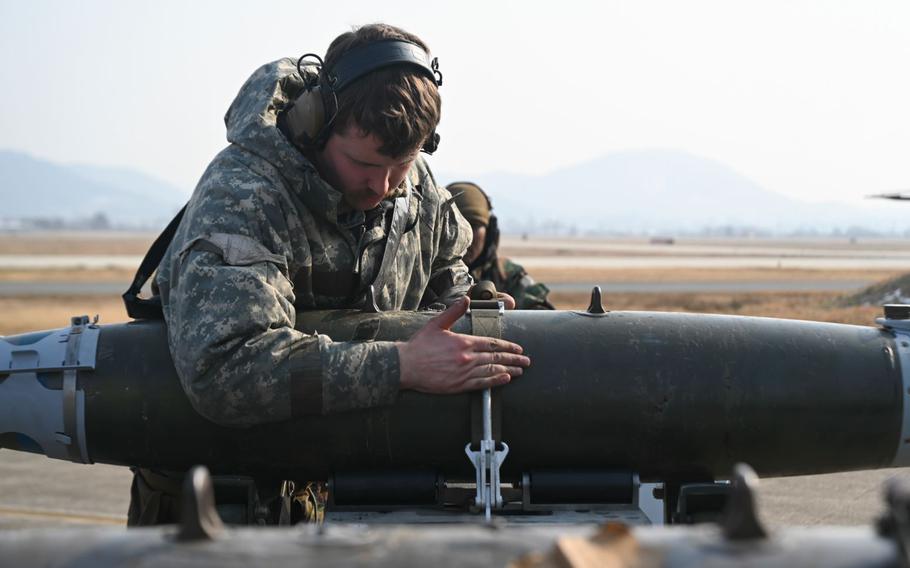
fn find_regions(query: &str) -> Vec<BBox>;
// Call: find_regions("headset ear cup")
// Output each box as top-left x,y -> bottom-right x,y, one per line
294,87 -> 325,145
422,131 -> 440,154
284,88 -> 326,147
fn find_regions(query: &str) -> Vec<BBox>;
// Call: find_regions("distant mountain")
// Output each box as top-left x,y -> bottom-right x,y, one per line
2,148 -> 906,235
438,149 -> 909,235
0,150 -> 189,227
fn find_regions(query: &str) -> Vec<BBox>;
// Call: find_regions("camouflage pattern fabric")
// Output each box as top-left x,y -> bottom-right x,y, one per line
155,58 -> 472,427
472,257 -> 554,310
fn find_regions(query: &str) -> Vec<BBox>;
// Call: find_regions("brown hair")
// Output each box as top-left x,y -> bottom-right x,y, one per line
324,24 -> 441,158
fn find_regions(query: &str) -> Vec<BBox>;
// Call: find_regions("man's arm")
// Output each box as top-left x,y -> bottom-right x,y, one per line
168,239 -> 528,425
164,233 -> 403,427
162,166 -> 528,427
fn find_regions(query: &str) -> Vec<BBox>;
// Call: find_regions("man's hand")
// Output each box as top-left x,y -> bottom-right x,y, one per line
397,297 -> 530,393
467,281 -> 515,309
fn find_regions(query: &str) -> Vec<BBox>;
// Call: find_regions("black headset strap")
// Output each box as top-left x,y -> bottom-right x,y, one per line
328,39 -> 439,91
285,40 -> 442,153
122,204 -> 187,320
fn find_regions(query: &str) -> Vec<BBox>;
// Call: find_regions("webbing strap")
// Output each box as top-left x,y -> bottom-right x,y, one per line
122,204 -> 187,320
469,302 -> 504,447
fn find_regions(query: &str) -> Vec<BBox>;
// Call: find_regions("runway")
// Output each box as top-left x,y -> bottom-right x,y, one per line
1,451 -> 908,529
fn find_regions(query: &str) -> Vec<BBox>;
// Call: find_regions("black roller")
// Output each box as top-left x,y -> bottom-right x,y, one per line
330,470 -> 439,506
527,470 -> 634,504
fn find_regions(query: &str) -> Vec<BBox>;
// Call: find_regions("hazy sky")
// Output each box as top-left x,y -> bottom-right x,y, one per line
1,1 -> 908,204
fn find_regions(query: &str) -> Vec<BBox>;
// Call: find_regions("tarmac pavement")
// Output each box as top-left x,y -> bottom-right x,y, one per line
2,450 -> 910,530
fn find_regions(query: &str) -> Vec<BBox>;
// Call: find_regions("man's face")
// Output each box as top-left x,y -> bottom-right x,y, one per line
316,126 -> 418,211
464,224 -> 487,265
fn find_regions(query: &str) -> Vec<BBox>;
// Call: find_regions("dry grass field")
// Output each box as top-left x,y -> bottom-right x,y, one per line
4,290 -> 883,337
0,267 -> 135,282
530,266 -> 898,284
551,290 -> 883,325
0,295 -> 129,336
0,266 -> 892,336
0,232 -> 155,255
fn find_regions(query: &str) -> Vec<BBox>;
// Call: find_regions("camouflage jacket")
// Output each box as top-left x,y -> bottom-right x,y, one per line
472,257 -> 553,310
156,59 -> 472,427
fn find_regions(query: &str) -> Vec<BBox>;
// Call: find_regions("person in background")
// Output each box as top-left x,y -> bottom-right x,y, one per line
448,182 -> 554,310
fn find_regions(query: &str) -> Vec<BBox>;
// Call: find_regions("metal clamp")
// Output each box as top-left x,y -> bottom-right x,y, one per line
0,315 -> 97,463
878,314 -> 910,467
464,389 -> 510,522
464,299 -> 509,522
60,316 -> 90,460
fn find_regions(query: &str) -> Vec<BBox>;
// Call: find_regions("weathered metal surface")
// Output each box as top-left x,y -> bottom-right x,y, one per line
1,461 -> 905,567
0,521 -> 899,568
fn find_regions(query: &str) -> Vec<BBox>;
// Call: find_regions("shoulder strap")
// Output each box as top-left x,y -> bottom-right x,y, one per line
122,205 -> 187,320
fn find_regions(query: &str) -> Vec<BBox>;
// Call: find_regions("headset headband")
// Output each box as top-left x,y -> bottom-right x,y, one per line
326,39 -> 442,91
285,39 -> 443,153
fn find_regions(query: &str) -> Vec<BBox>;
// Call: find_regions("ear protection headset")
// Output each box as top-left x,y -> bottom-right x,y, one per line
280,39 -> 444,154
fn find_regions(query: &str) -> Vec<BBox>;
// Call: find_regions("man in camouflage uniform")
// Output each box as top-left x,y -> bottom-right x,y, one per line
128,24 -> 530,525
448,182 -> 554,310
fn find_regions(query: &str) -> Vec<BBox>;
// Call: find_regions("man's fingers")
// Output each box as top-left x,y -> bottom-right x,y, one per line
464,374 -> 512,391
500,365 -> 525,377
467,364 -> 524,379
471,336 -> 524,354
473,351 -> 530,368
427,296 -> 469,331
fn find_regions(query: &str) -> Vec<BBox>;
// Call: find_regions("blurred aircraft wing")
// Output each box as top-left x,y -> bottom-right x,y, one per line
868,192 -> 910,201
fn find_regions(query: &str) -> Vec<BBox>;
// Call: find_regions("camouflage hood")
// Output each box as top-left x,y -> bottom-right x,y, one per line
224,58 -> 312,188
